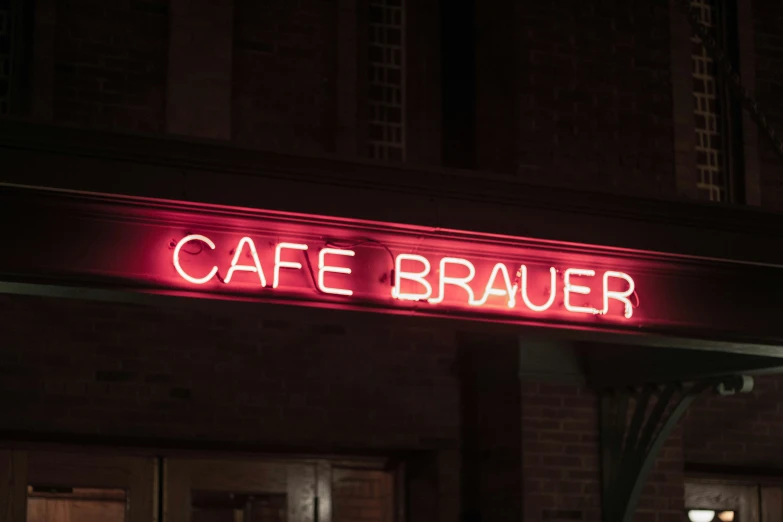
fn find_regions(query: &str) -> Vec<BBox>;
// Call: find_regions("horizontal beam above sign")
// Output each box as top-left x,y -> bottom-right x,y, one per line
2,120 -> 783,267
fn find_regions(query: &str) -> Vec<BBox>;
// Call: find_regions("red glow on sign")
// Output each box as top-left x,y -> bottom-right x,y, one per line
429,257 -> 477,305
475,263 -> 517,308
564,268 -> 599,315
273,243 -> 308,288
173,234 -> 219,285
520,265 -> 556,312
318,248 -> 355,296
171,234 -> 637,321
225,236 -> 266,285
393,254 -> 433,301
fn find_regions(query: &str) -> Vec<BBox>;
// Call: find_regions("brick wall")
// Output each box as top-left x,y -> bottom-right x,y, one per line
0,293 -> 459,448
683,374 -> 783,468
522,382 -> 601,522
521,382 -> 685,522
52,0 -> 168,133
511,1 -> 676,197
231,0 -> 337,155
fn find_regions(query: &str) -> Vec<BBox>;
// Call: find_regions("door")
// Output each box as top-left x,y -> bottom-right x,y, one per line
0,449 -> 157,522
164,458 -> 318,522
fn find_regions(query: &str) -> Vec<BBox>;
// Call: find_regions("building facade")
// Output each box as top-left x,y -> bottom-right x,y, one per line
1,0 -> 783,521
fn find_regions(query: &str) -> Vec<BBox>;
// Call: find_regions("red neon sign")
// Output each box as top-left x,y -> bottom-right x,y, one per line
172,234 -> 637,320
7,184 -> 783,344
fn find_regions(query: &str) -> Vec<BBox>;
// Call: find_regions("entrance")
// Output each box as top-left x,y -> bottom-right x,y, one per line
0,449 -> 396,522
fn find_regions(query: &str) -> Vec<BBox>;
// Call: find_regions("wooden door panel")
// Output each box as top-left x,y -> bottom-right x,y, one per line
761,487 -> 783,521
24,451 -> 156,522
182,460 -> 288,494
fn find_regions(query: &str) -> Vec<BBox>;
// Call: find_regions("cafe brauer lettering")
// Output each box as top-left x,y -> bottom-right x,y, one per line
172,233 -> 637,320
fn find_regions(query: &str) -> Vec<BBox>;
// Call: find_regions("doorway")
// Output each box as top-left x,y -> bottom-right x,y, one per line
0,449 -> 398,522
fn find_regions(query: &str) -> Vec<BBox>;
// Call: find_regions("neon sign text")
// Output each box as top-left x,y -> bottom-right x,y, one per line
225,236 -> 266,285
173,234 -> 219,285
172,235 -> 637,319
274,243 -> 308,289
318,248 -> 355,296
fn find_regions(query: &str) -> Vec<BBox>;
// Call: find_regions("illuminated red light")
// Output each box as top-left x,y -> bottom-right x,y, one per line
392,254 -> 433,301
519,265 -> 556,312
564,268 -> 600,315
225,236 -> 267,285
603,270 -> 636,318
173,234 -> 219,285
318,248 -> 355,296
273,243 -> 308,288
429,257 -> 477,305
474,263 -> 517,308
171,234 -> 636,320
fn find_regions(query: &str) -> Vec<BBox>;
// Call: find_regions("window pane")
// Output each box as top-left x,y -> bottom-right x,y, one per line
191,491 -> 287,522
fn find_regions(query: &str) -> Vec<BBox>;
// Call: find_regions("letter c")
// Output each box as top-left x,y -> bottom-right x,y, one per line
173,234 -> 218,284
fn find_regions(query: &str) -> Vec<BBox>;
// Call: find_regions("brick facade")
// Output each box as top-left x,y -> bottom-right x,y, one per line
1,289 -> 778,521
521,383 -> 685,522
51,0 -> 168,133
231,0 -> 337,154
521,383 -> 602,521
1,0 -> 783,521
684,374 -> 783,469
511,1 -> 676,197
17,0 -> 782,206
0,293 -> 459,447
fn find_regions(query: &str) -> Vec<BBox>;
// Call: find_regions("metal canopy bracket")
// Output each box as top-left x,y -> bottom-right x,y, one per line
599,375 -> 754,522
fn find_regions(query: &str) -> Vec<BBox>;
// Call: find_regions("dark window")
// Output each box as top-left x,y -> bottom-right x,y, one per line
0,0 -> 32,116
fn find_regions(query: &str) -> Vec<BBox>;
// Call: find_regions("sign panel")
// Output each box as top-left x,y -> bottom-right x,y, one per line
0,185 -> 781,343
